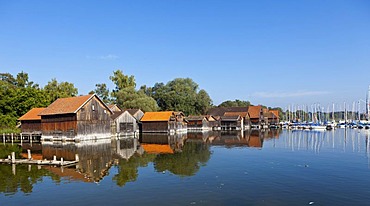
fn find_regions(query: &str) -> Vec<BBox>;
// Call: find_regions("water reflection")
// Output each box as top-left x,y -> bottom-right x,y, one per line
3,128 -> 370,196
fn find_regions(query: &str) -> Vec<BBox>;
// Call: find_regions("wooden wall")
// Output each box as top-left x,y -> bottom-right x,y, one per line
41,96 -> 111,137
76,96 -> 111,136
113,111 -> 139,134
41,114 -> 77,137
21,120 -> 42,133
141,121 -> 169,133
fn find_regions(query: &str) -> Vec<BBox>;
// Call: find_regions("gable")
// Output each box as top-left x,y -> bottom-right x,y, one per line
39,94 -> 112,116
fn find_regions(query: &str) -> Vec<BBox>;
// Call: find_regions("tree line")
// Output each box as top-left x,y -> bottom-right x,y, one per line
0,70 -> 283,131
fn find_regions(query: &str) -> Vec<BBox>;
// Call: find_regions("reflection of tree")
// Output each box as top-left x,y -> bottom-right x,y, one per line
0,165 -> 60,195
0,144 -> 22,159
113,153 -> 156,187
153,141 -> 211,177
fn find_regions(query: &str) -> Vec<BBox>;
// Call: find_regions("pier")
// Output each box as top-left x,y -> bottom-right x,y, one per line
0,150 -> 79,167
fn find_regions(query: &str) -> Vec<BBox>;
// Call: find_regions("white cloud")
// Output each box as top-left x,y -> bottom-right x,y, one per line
253,90 -> 330,98
99,54 -> 119,60
86,54 -> 119,60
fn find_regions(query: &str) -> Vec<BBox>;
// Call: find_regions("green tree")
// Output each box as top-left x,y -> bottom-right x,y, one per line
44,78 -> 78,102
218,99 -> 251,107
91,83 -> 110,104
110,70 -> 136,92
0,72 -> 51,130
149,78 -> 212,115
110,70 -> 158,112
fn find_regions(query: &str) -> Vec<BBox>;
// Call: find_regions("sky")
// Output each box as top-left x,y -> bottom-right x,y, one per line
1,0 -> 370,111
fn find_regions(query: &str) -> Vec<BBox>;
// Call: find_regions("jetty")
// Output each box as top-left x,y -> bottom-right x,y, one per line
0,150 -> 79,167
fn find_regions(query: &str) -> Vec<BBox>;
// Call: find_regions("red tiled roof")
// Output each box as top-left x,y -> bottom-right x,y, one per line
248,105 -> 262,119
141,111 -> 174,122
270,110 -> 279,118
39,95 -> 93,116
18,108 -> 45,121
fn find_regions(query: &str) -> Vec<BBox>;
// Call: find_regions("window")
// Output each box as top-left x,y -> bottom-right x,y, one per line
92,105 -> 95,111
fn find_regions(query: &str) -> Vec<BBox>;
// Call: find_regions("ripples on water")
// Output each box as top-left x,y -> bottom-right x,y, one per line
1,129 -> 370,205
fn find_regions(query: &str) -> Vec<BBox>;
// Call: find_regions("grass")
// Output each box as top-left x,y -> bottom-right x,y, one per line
0,128 -> 21,134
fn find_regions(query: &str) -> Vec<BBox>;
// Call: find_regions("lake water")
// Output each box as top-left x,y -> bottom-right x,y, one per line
1,129 -> 370,205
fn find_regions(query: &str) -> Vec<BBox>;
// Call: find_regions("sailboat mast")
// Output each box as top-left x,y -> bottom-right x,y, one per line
367,85 -> 370,121
332,103 -> 335,122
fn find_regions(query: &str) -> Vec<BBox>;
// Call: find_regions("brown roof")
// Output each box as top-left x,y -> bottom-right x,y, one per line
111,111 -> 124,120
220,115 -> 241,121
18,108 -> 45,121
207,107 -> 249,116
224,112 -> 249,118
186,116 -> 206,121
248,105 -> 262,119
125,109 -> 140,116
141,111 -> 174,122
39,94 -> 94,116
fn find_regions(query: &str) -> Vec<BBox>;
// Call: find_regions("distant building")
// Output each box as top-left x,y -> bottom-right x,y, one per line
220,115 -> 243,130
186,116 -> 212,131
18,108 -> 45,134
140,111 -> 187,133
39,94 -> 112,141
248,105 -> 264,129
108,104 -> 122,113
207,107 -> 250,130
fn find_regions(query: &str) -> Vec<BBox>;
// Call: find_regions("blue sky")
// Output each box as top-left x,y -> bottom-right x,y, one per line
1,0 -> 370,111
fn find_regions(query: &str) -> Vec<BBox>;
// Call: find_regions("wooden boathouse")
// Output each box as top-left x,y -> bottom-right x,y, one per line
248,105 -> 264,129
186,116 -> 212,131
17,107 -> 45,136
220,115 -> 243,130
140,111 -> 187,133
39,94 -> 113,141
111,109 -> 144,136
207,107 -> 250,130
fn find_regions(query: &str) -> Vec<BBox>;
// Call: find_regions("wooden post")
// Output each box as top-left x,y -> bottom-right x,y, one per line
53,155 -> 56,161
28,164 -> 31,172
75,154 -> 79,162
11,133 -> 14,145
2,133 -> 5,144
12,164 -> 16,175
20,133 -> 23,145
11,152 -> 15,164
27,149 -> 31,160
61,157 -> 64,166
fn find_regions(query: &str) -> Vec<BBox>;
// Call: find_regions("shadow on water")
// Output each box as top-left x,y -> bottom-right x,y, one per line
3,128 -> 370,196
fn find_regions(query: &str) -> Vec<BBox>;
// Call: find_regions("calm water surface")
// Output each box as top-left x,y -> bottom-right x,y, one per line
1,129 -> 370,205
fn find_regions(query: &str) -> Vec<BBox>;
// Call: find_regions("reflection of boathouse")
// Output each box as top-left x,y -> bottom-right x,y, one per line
115,138 -> 143,159
39,94 -> 112,141
42,140 -> 114,182
140,133 -> 187,154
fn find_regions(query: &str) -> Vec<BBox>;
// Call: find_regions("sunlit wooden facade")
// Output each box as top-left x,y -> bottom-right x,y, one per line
39,94 -> 112,141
